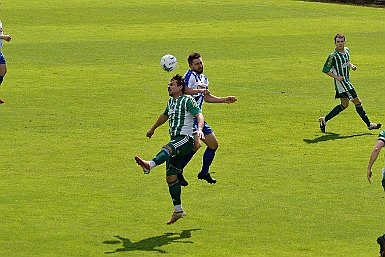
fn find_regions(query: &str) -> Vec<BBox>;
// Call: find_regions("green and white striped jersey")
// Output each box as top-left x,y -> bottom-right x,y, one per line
379,130 -> 385,143
322,47 -> 354,93
164,94 -> 201,137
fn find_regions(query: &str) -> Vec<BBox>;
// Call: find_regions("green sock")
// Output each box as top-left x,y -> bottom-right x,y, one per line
152,148 -> 170,166
168,180 -> 181,206
355,104 -> 370,126
325,104 -> 344,122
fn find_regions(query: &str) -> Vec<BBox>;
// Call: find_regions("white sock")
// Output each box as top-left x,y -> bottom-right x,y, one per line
382,168 -> 385,179
174,204 -> 183,212
149,161 -> 156,169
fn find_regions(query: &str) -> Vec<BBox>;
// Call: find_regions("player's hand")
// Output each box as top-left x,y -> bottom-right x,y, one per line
203,89 -> 211,95
195,129 -> 205,140
146,129 -> 155,138
335,76 -> 344,81
367,169 -> 373,184
2,35 -> 11,42
226,96 -> 238,103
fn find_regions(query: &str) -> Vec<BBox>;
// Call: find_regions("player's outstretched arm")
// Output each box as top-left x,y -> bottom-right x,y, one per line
184,86 -> 210,95
367,140 -> 385,183
204,94 -> 237,104
0,34 -> 11,42
146,114 -> 168,138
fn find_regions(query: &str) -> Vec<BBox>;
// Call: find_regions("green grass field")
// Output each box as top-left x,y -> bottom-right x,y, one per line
1,0 -> 385,256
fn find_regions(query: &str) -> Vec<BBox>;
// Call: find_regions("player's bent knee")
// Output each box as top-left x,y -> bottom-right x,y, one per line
166,175 -> 177,183
163,145 -> 173,155
0,65 -> 7,77
208,141 -> 218,150
354,101 -> 362,107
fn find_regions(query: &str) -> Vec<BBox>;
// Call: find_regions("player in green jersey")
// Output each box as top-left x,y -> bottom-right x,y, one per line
367,130 -> 385,191
319,34 -> 381,132
135,74 -> 205,225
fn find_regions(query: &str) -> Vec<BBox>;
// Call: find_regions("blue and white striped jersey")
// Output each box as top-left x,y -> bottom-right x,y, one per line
0,21 -> 3,49
183,69 -> 209,110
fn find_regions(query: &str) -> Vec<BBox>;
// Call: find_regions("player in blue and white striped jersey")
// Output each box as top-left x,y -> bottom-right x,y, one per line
319,34 -> 381,132
178,52 -> 237,186
0,20 -> 11,104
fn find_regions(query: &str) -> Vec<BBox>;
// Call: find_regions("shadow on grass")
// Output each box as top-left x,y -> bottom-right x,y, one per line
297,0 -> 385,8
103,229 -> 201,254
303,132 -> 372,144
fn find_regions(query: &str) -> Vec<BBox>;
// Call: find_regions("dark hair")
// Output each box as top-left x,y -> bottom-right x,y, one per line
334,34 -> 345,43
188,52 -> 201,65
172,74 -> 184,86
171,74 -> 185,93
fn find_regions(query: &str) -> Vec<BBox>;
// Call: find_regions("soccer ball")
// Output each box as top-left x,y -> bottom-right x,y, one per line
160,54 -> 177,72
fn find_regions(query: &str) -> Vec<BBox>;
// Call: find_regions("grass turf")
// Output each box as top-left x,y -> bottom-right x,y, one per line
1,0 -> 385,256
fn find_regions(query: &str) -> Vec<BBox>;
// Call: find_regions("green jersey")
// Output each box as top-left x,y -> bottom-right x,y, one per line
379,130 -> 385,143
164,94 -> 201,137
322,47 -> 354,93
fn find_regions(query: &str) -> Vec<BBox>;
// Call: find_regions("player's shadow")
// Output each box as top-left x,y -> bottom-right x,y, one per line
303,132 -> 371,144
103,229 -> 201,254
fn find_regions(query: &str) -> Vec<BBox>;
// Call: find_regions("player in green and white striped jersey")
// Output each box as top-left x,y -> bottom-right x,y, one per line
135,74 -> 204,225
367,130 -> 385,191
319,34 -> 381,132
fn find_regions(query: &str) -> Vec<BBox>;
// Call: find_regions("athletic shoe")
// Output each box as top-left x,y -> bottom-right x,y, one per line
177,172 -> 188,187
368,123 -> 382,130
0,99 -> 4,104
166,211 -> 186,225
319,117 -> 326,133
134,156 -> 150,174
198,173 -> 217,184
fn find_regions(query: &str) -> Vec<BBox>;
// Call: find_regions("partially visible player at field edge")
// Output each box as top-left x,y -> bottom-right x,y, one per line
367,130 -> 385,191
177,52 -> 237,186
377,233 -> 385,257
319,34 -> 381,132
0,20 -> 12,104
135,74 -> 204,225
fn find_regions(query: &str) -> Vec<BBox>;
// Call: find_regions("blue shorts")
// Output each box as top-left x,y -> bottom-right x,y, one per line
193,119 -> 213,135
0,52 -> 6,64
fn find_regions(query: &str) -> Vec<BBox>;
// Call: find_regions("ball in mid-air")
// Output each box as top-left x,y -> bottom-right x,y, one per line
160,54 -> 177,72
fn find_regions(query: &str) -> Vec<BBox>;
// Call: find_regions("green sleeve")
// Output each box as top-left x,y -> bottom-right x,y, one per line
322,54 -> 334,73
187,96 -> 201,116
379,130 -> 385,143
163,105 -> 169,117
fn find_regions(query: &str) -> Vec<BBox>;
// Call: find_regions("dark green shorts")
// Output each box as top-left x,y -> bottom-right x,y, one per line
166,135 -> 194,176
335,88 -> 357,100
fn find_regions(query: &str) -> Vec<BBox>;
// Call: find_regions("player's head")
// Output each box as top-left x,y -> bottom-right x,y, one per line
334,33 -> 345,43
334,34 -> 345,51
188,52 -> 204,74
168,74 -> 184,97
